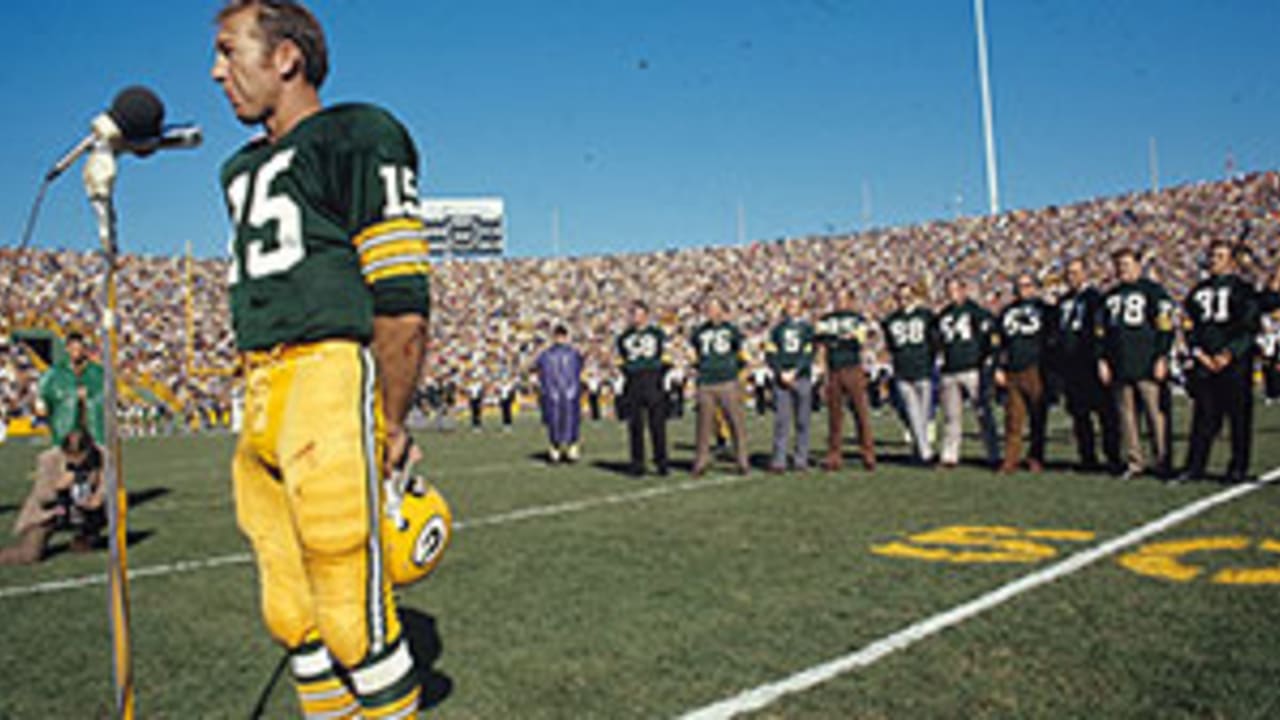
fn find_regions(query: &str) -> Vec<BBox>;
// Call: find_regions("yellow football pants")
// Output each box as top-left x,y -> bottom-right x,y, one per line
233,340 -> 402,669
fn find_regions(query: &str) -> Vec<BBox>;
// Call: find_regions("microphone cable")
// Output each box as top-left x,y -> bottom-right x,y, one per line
2,173 -> 55,330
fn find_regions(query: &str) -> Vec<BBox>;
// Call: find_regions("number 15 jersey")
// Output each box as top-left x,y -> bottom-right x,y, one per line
221,103 -> 431,351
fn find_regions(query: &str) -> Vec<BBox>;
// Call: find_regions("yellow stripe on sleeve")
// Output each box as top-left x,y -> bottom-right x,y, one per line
360,238 -> 430,267
353,218 -> 429,250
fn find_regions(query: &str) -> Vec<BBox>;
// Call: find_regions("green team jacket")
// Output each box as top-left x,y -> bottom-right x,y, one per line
38,360 -> 105,446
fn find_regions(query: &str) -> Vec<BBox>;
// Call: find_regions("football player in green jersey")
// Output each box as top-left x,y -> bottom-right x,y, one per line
814,288 -> 876,471
881,283 -> 938,465
689,297 -> 750,475
764,296 -> 815,472
213,2 -> 430,716
615,301 -> 670,476
1099,248 -> 1175,480
995,274 -> 1055,474
1056,258 -> 1120,474
1179,240 -> 1263,483
935,276 -> 999,468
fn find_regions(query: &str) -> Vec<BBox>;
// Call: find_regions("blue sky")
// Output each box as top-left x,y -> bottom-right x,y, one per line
1,1 -> 1278,260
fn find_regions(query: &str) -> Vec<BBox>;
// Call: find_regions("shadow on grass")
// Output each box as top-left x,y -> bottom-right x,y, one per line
127,486 -> 171,507
591,459 -> 639,477
43,529 -> 156,560
402,607 -> 453,711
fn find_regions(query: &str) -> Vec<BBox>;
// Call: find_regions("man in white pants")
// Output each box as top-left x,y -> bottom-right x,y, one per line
881,283 -> 938,464
935,277 -> 1000,468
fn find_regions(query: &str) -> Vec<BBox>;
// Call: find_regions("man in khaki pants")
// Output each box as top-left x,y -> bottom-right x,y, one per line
690,298 -> 750,475
1098,248 -> 1175,480
936,276 -> 1000,468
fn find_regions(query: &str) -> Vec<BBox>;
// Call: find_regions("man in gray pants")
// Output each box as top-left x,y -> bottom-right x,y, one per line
766,297 -> 816,472
881,282 -> 938,464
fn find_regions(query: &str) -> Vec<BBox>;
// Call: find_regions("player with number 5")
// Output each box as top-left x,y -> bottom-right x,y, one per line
213,1 -> 430,716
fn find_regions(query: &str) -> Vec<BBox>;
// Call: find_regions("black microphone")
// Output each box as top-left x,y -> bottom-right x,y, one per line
45,86 -> 177,181
124,124 -> 203,157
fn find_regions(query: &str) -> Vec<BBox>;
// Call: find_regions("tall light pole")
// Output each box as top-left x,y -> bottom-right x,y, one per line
860,179 -> 872,228
736,199 -> 746,245
551,206 -> 561,257
973,0 -> 1001,216
1148,136 -> 1160,193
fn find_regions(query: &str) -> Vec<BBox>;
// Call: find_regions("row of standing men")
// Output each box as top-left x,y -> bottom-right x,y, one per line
611,243 -> 1280,483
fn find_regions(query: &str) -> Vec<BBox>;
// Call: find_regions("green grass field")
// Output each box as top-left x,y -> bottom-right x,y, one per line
3,400 -> 1280,719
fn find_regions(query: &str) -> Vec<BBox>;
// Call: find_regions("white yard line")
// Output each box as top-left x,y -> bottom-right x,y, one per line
676,466 -> 1280,720
0,473 -> 754,600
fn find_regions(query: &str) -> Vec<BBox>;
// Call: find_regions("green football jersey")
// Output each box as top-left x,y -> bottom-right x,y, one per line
690,321 -> 745,385
936,300 -> 994,373
765,318 -> 815,377
1184,274 -> 1257,359
1056,286 -> 1104,362
997,298 -> 1052,372
881,307 -> 936,381
220,103 -> 431,351
616,325 -> 667,373
815,310 -> 869,369
1100,279 -> 1174,382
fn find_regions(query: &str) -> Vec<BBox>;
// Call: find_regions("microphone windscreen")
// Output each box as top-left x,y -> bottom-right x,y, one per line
107,86 -> 165,141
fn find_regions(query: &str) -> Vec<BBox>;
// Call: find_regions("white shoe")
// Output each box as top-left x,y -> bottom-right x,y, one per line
565,444 -> 581,462
548,447 -> 562,463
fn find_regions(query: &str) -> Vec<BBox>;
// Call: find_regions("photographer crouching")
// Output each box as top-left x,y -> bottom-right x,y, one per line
1,331 -> 107,564
0,429 -> 105,564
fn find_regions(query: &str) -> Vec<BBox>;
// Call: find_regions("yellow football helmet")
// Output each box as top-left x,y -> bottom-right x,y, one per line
383,474 -> 453,587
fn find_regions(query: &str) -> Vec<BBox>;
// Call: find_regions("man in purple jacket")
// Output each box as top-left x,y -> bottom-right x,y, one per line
536,324 -> 585,462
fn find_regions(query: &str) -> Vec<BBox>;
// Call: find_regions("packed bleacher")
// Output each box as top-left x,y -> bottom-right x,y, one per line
2,170 -> 1278,425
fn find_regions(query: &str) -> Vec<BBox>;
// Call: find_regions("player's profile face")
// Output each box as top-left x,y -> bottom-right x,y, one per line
1115,255 -> 1139,282
1066,261 -> 1085,288
1016,276 -> 1036,299
1209,246 -> 1232,274
211,9 -> 279,126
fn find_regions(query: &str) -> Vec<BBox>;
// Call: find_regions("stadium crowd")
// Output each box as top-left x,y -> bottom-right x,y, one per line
2,171 -> 1279,426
